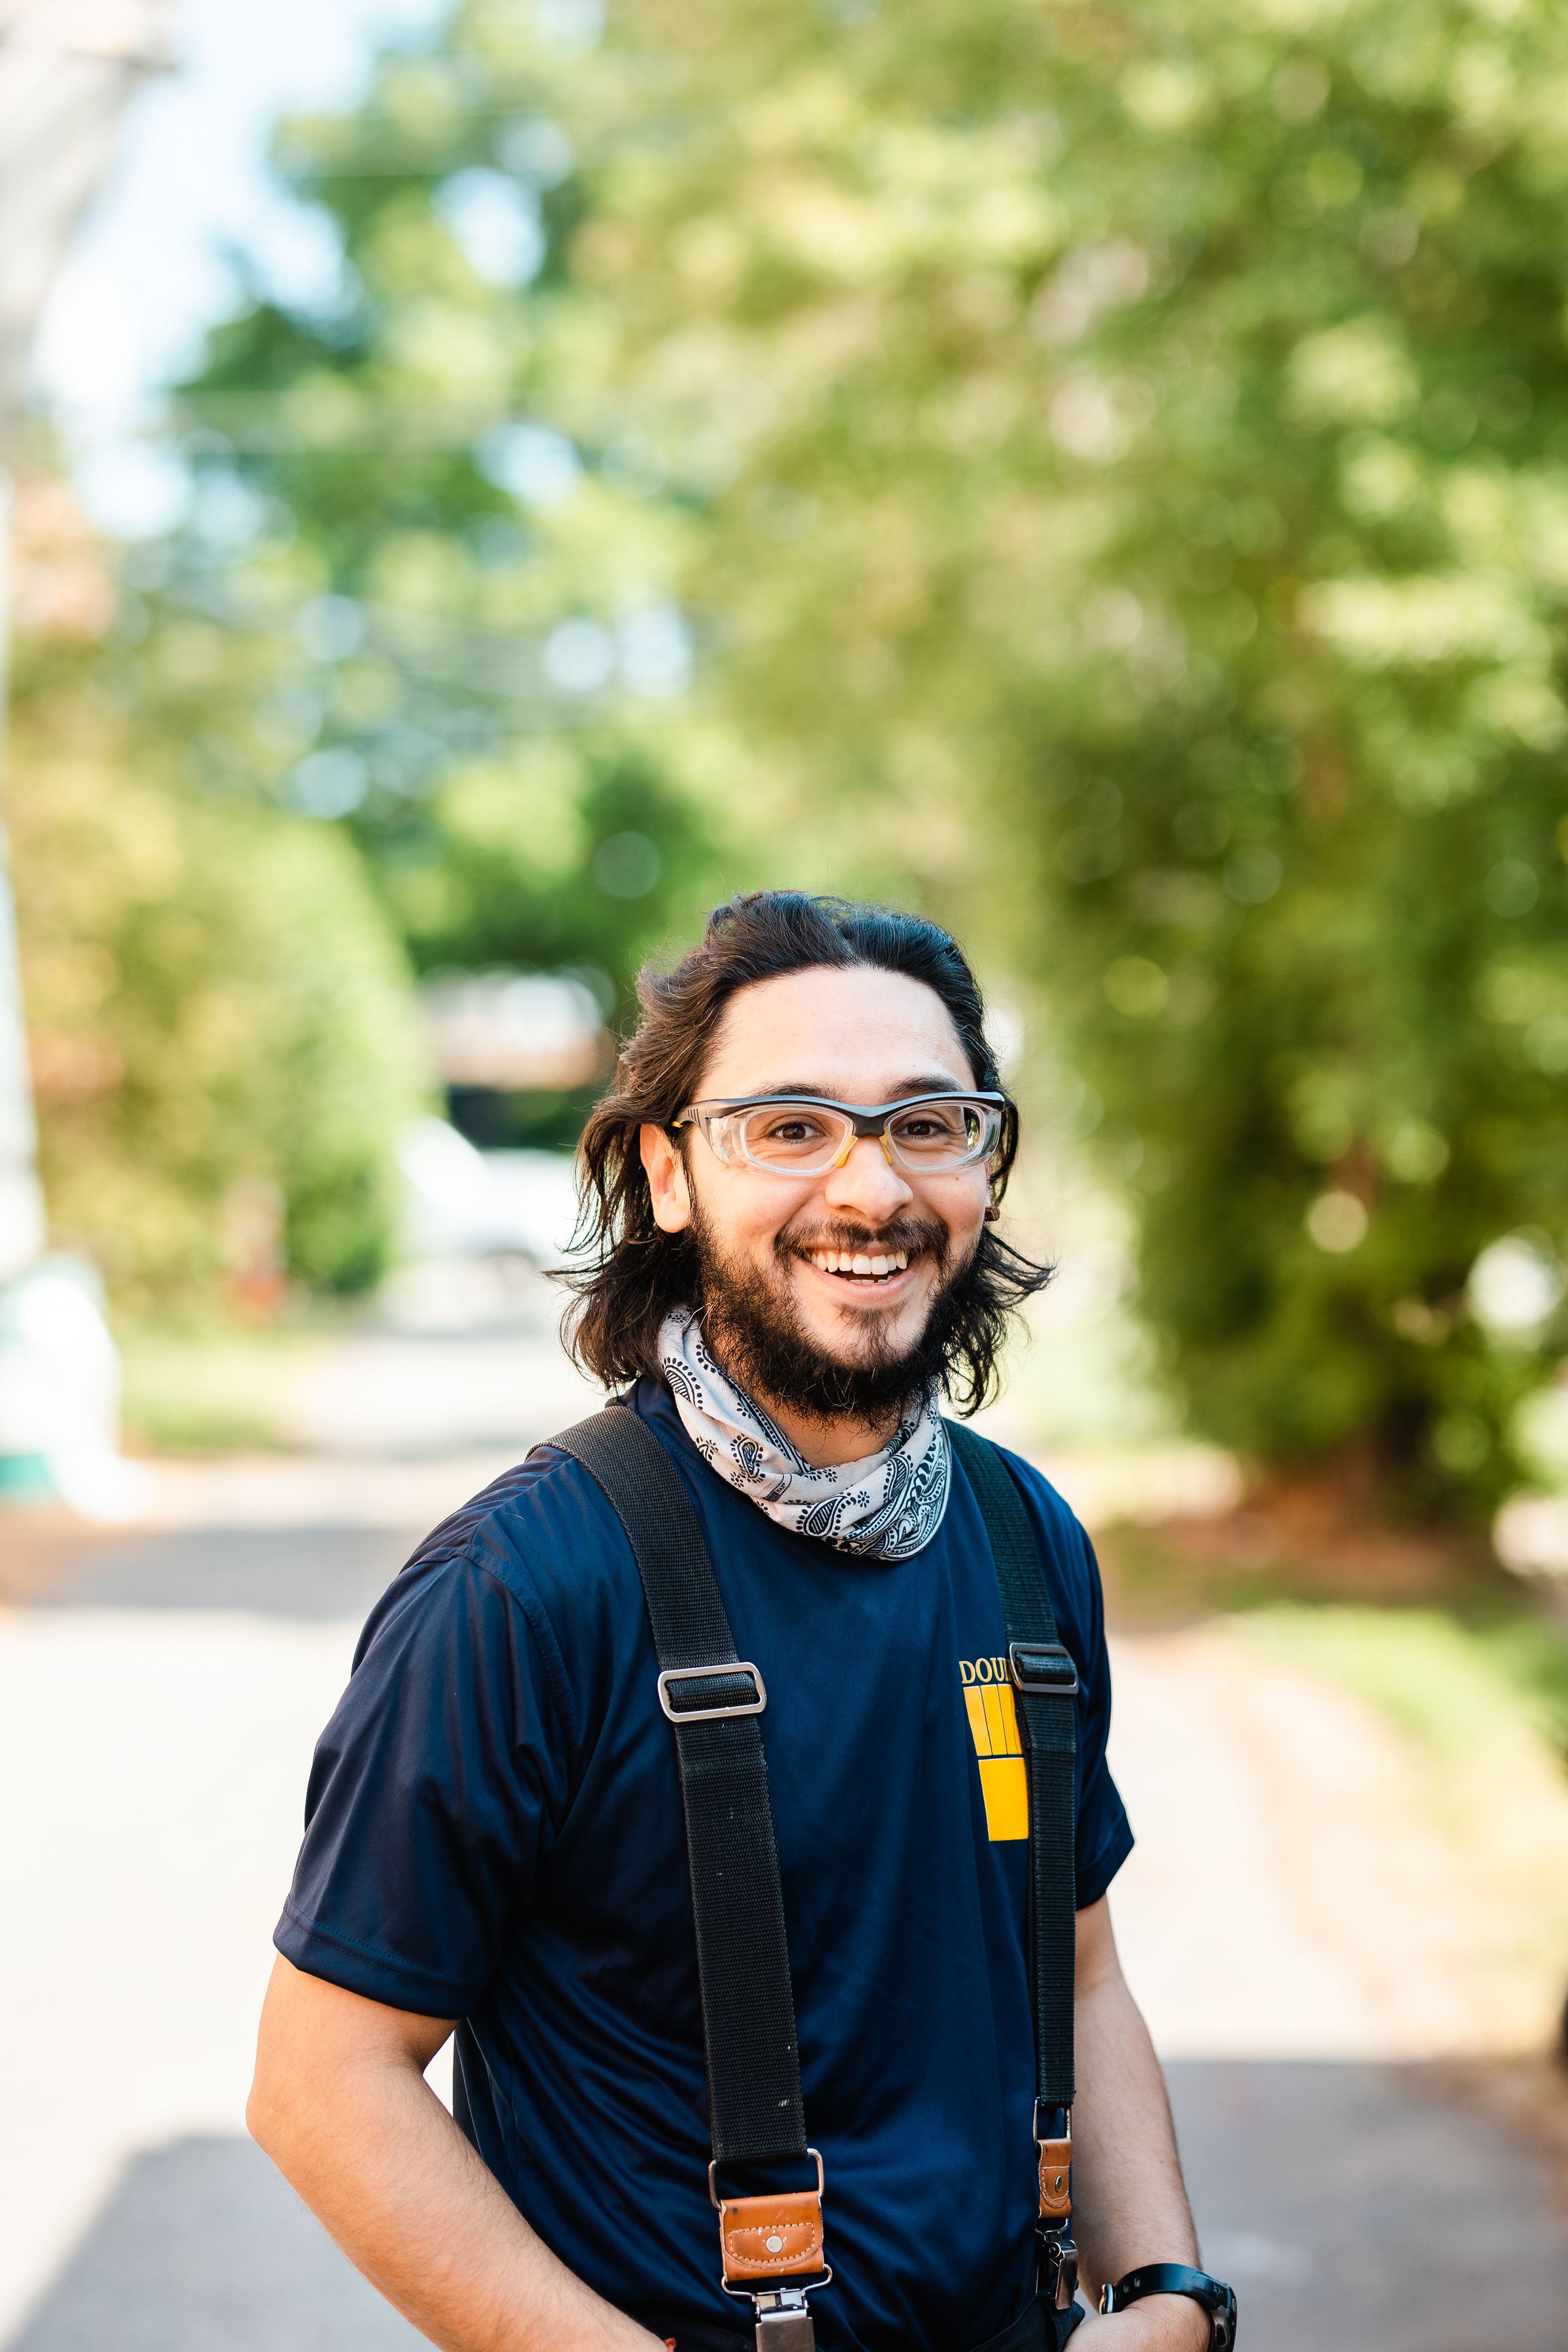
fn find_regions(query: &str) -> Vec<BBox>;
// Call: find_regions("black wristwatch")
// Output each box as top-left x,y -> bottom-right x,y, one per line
1100,2263 -> 1237,2349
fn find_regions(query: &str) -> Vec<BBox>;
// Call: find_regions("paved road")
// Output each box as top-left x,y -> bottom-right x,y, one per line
5,1471 -> 1568,2348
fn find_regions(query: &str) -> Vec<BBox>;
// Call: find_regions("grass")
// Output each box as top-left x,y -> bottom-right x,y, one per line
116,1313 -> 346,1454
1098,1510 -> 1568,1764
1094,1556 -> 1568,2051
1237,1601 -> 1568,1768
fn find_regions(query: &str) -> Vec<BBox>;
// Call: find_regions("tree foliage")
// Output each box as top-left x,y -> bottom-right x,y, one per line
474,0 -> 1568,1513
57,0 -> 1568,1501
140,12 -> 733,1024
8,482 -> 427,1307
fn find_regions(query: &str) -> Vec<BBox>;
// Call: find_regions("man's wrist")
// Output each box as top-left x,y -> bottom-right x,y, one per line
1087,2293 -> 1213,2351
1126,2291 -> 1214,2351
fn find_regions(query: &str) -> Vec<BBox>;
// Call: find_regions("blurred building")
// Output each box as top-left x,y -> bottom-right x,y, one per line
419,969 -> 610,1094
0,0 -> 174,1280
420,967 -> 613,1152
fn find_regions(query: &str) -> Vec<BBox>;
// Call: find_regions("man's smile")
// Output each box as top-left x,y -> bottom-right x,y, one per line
808,1245 -> 909,1279
797,1243 -> 924,1299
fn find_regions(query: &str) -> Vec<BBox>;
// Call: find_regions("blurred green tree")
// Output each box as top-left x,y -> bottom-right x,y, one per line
9,478 -> 427,1306
72,0 -> 1568,1503
488,0 -> 1568,1517
136,4 -> 730,1032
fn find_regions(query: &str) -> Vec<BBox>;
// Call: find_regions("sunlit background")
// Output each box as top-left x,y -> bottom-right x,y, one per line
4,2 -> 1568,2346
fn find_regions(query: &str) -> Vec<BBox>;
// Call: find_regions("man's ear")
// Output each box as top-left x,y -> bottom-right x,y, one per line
640,1123 -> 693,1233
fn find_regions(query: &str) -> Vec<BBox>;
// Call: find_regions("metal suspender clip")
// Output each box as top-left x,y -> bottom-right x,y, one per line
656,1662 -> 768,1722
1034,2101 -> 1078,2312
1007,1640 -> 1079,1698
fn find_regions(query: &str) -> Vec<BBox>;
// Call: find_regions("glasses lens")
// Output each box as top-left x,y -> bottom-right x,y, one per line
734,1102 -> 855,1171
886,1098 -> 998,1169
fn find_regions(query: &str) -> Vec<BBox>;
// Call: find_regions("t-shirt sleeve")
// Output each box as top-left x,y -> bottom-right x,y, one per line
1067,1520 -> 1134,1909
1011,1463 -> 1134,1911
275,1543 -> 573,2017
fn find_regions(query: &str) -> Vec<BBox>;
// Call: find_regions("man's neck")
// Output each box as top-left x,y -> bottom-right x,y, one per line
739,1387 -> 906,1469
691,1317 -> 919,1467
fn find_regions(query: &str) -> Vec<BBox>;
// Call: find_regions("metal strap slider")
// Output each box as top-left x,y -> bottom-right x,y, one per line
1008,1641 -> 1079,1698
1033,2100 -> 1071,2146
657,1662 -> 768,1723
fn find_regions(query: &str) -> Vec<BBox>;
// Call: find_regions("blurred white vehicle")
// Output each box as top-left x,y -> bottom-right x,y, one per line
388,1120 -> 591,1336
397,1118 -> 586,1261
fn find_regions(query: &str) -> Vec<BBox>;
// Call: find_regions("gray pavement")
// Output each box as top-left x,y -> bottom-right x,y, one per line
11,2068 -> 1568,2350
26,1520 -> 416,1620
10,2138 -> 424,2352
1170,2057 -> 1568,2350
5,1483 -> 1568,2348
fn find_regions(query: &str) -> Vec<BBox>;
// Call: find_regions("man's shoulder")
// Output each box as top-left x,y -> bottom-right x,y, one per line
992,1439 -> 1086,1535
956,1430 -> 1111,1688
380,1419 -> 647,1631
957,1426 -> 1090,1546
958,1428 -> 1100,1601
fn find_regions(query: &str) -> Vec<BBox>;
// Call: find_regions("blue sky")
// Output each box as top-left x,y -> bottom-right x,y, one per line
33,0 -> 448,512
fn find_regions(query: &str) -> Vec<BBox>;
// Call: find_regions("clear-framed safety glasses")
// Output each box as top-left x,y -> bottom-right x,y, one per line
672,1090 -> 1007,1178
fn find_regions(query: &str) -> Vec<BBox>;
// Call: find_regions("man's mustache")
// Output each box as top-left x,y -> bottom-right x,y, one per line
778,1213 -> 950,1264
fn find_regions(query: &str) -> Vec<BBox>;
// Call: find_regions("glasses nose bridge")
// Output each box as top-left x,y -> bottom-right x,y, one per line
828,1111 -> 895,1172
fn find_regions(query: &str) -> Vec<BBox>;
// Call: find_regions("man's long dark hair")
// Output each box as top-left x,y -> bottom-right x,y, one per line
561,891 -> 1051,1413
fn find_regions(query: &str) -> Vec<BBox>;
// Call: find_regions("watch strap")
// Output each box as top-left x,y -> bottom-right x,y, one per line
1102,2264 -> 1237,2351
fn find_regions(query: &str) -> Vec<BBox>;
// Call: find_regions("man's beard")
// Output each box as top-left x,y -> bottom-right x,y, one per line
690,1203 -> 975,1427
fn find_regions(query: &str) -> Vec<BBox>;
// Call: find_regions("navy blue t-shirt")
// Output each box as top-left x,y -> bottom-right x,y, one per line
276,1379 -> 1132,2352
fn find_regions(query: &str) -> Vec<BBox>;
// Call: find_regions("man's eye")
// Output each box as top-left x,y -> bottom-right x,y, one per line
896,1114 -> 963,1143
763,1118 -> 825,1144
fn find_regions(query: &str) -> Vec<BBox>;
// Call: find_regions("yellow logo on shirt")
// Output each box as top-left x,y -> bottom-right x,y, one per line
959,1657 -> 1028,1841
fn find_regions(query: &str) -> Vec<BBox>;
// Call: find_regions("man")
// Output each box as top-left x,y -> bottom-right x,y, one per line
250,892 -> 1226,2352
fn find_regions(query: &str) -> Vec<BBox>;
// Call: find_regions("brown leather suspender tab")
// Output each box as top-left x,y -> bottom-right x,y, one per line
1037,2134 -> 1072,2221
711,2148 -> 829,2293
718,2187 -> 826,2283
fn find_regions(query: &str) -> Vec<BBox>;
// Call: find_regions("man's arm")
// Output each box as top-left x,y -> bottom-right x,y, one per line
248,1955 -> 662,2352
1068,1898 -> 1210,2350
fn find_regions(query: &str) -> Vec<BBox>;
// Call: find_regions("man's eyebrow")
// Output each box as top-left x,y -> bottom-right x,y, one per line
712,1074 -> 974,1101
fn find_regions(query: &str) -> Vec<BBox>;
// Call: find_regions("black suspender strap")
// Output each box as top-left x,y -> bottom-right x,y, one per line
548,1405 -> 829,2349
946,1418 -> 1081,2313
547,1403 -> 1079,2336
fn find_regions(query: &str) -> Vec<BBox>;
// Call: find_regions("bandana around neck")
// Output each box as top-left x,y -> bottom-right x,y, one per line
656,1306 -> 951,1561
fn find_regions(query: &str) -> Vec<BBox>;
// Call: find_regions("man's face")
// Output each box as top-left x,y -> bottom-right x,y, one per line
639,966 -> 992,1398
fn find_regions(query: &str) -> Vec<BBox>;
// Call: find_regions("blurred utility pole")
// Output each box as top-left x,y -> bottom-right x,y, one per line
0,0 -> 174,1277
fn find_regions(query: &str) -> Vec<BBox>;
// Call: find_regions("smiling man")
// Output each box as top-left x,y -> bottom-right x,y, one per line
249,894 -> 1232,2352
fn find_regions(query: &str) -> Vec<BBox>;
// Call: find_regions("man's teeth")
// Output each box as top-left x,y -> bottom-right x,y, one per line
809,1249 -> 910,1277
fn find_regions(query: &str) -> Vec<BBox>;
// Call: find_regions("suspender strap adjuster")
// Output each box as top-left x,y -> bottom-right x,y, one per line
657,1662 -> 768,1722
1009,1640 -> 1079,1697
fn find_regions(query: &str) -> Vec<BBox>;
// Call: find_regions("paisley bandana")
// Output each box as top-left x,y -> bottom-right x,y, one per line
657,1305 -> 951,1561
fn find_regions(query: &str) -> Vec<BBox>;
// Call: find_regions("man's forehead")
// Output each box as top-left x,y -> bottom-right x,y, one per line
699,965 -> 977,1094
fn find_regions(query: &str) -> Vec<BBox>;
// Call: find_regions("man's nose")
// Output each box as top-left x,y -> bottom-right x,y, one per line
821,1135 -> 914,1223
